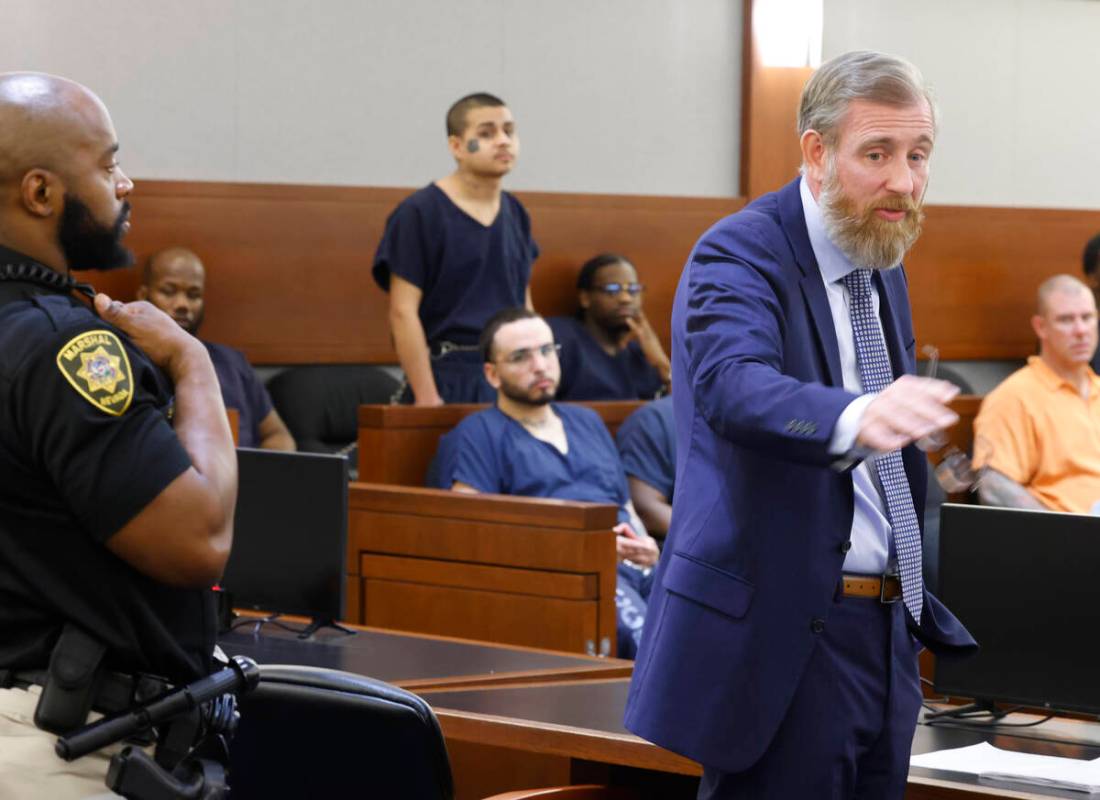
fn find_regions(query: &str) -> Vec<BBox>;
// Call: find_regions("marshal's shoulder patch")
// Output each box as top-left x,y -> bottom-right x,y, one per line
55,329 -> 133,416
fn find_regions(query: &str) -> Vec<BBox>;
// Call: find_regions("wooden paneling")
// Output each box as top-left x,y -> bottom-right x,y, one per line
347,483 -> 619,655
97,181 -> 408,364
362,581 -> 599,654
447,741 -> 572,800
358,400 -> 644,486
907,205 -> 1100,360
102,179 -> 1100,366
107,179 -> 742,365
362,554 -> 599,600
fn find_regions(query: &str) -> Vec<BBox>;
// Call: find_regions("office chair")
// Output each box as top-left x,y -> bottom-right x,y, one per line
266,365 -> 400,454
228,665 -> 454,799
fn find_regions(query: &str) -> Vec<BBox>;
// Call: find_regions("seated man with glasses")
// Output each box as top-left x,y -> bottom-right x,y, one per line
548,253 -> 670,400
431,307 -> 660,657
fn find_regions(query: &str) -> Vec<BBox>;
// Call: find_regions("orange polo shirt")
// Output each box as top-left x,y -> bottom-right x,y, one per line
973,356 -> 1100,513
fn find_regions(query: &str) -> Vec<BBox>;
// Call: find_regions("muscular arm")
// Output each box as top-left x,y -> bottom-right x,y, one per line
977,467 -> 1048,511
257,408 -> 296,451
628,476 -> 672,538
389,275 -> 443,407
95,295 -> 238,588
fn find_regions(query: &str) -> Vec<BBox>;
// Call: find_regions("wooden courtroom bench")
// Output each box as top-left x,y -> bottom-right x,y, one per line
357,400 -> 644,486
346,483 -> 620,657
357,395 -> 980,487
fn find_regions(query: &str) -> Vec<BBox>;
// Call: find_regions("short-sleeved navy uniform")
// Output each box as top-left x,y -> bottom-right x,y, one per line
204,340 -> 273,448
616,395 -> 676,501
548,317 -> 664,401
0,247 -> 214,684
432,403 -> 653,657
373,184 -> 539,403
432,404 -> 631,518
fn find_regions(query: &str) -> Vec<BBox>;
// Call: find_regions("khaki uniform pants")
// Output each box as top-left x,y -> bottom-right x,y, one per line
0,685 -> 122,799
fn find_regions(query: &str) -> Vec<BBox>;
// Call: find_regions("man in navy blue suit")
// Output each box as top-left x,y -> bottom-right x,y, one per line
624,51 -> 977,799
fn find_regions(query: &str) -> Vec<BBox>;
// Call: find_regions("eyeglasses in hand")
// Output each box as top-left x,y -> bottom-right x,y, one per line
915,345 -> 990,493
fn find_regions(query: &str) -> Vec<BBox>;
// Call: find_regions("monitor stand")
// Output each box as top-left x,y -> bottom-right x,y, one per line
227,613 -> 356,640
294,616 -> 355,640
924,699 -> 1007,722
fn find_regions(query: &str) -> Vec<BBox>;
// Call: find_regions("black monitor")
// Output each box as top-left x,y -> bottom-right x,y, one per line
934,503 -> 1100,716
220,448 -> 348,630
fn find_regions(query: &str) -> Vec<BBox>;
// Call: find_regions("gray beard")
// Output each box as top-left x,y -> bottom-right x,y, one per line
819,183 -> 914,270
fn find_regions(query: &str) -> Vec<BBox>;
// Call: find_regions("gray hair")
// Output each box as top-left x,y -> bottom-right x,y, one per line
797,51 -> 936,146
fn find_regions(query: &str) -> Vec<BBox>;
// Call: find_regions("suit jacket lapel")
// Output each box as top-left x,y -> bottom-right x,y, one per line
777,179 -> 843,387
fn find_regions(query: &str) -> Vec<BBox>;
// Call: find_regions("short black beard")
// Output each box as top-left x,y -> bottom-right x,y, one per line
58,195 -> 133,272
499,378 -> 555,406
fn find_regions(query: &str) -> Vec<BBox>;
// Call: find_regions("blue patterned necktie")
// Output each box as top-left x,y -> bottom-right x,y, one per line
841,269 -> 923,624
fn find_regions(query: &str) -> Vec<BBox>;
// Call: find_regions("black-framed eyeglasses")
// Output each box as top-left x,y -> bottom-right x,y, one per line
499,342 -> 561,366
593,282 -> 644,297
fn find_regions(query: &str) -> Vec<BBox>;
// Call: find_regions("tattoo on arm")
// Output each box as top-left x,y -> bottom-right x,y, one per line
978,468 -> 1047,511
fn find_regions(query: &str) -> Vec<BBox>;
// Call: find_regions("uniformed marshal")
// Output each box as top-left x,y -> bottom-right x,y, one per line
0,73 -> 237,798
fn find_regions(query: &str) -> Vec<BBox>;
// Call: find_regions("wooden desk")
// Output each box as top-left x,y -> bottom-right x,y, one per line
356,400 -> 643,486
346,483 -> 620,655
217,624 -> 633,693
418,680 -> 1100,800
909,714 -> 1100,799
423,678 -> 697,777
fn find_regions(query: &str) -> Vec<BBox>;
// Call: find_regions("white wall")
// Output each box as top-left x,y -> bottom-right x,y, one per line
2,0 -> 742,197
824,0 -> 1100,209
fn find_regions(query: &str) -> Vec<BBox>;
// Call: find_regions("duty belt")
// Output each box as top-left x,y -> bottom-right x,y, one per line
0,667 -> 170,717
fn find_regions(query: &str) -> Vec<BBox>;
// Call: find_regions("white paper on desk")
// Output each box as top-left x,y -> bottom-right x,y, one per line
911,741 -> 1100,794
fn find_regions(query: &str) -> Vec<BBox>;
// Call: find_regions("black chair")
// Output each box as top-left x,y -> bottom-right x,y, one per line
266,365 -> 401,454
229,665 -> 454,799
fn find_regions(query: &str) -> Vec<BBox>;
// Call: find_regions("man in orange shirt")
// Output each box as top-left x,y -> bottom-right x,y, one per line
974,274 -> 1100,513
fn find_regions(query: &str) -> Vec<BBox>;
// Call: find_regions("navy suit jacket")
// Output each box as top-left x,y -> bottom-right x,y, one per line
623,178 -> 976,773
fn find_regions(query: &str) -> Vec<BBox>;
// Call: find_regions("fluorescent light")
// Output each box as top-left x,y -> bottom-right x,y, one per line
753,0 -> 823,68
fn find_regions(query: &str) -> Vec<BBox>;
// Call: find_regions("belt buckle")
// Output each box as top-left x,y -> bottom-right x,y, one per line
880,572 -> 901,604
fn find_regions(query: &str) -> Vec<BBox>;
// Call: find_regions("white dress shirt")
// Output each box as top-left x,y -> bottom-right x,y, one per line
799,177 -> 894,575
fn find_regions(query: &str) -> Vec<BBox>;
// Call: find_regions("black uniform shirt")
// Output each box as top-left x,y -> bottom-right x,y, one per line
0,246 -> 215,683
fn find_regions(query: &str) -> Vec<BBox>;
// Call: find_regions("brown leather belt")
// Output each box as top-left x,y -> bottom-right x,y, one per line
841,573 -> 902,603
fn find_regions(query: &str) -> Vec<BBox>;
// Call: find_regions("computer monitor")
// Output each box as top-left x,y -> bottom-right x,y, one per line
934,503 -> 1100,715
220,448 -> 348,627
